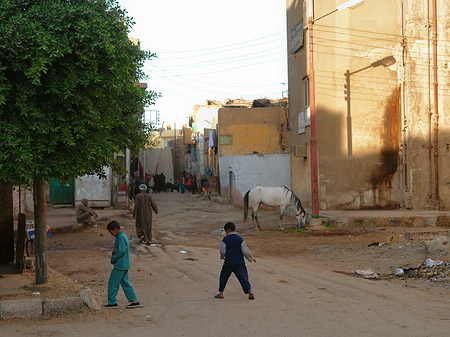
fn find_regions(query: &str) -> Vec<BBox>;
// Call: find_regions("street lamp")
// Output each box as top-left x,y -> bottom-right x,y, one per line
308,0 -> 364,217
344,56 -> 396,157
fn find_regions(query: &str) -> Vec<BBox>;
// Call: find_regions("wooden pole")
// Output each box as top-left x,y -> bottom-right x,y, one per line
33,179 -> 47,284
0,182 -> 14,263
16,213 -> 26,273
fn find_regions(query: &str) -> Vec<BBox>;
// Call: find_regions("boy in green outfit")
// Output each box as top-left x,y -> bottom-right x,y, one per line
104,221 -> 141,309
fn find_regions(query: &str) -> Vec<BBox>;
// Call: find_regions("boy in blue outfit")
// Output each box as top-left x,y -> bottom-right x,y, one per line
215,222 -> 256,300
104,221 -> 141,309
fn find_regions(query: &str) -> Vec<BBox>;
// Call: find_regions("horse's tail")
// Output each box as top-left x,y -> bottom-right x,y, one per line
243,190 -> 250,222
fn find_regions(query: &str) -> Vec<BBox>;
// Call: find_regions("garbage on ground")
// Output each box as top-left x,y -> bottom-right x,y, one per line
368,236 -> 394,247
178,250 -> 188,254
395,268 -> 404,276
355,269 -> 379,279
423,258 -> 443,268
150,244 -> 162,247
396,259 -> 450,284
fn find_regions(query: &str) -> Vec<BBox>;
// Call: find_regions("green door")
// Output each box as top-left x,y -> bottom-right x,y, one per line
50,177 -> 74,204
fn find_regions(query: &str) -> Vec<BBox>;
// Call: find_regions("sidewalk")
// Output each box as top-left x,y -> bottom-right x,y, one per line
15,204 -> 130,234
2,205 -> 128,320
314,209 -> 450,228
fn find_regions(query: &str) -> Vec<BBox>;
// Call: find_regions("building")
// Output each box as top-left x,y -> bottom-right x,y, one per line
218,101 -> 290,207
286,0 -> 450,211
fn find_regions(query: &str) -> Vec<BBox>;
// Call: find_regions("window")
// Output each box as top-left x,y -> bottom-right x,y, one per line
303,77 -> 311,126
304,77 -> 310,108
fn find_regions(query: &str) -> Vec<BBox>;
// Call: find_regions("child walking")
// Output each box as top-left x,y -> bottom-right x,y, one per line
105,220 -> 141,309
215,222 -> 256,300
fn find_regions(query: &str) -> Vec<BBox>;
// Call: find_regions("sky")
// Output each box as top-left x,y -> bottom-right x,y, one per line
118,0 -> 288,129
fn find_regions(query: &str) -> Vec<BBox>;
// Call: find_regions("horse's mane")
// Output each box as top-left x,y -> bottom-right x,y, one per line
283,186 -> 304,212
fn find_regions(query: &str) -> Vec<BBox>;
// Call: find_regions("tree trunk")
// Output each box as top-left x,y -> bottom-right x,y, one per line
34,179 -> 47,284
16,213 -> 26,273
0,182 -> 14,263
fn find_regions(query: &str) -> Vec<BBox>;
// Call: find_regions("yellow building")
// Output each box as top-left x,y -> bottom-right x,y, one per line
287,0 -> 450,210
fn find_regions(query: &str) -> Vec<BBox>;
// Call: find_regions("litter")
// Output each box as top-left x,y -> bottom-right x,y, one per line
355,269 -> 379,279
178,250 -> 188,254
423,258 -> 443,268
150,244 -> 162,247
32,292 -> 40,295
395,268 -> 404,276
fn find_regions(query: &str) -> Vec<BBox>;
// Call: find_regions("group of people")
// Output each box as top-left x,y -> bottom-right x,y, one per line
105,219 -> 255,309
78,185 -> 255,309
179,171 -> 197,194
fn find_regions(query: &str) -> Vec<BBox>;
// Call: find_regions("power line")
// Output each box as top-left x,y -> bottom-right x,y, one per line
153,36 -> 286,60
147,56 -> 286,77
154,31 -> 285,54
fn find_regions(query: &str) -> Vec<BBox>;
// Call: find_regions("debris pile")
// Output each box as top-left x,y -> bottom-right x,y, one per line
403,259 -> 450,284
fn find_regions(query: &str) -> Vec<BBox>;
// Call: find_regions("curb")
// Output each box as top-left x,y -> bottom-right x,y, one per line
50,210 -> 130,235
0,288 -> 101,320
0,297 -> 83,320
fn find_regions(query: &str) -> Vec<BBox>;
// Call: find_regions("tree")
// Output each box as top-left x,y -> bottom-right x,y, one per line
0,0 -> 158,283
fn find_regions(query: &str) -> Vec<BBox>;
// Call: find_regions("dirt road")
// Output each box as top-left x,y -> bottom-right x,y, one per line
2,192 -> 450,336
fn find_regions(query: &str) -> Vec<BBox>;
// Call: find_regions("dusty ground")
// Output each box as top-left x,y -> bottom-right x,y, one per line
1,192 -> 450,336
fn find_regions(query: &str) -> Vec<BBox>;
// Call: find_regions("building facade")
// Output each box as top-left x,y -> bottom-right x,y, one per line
218,105 -> 290,207
287,0 -> 450,210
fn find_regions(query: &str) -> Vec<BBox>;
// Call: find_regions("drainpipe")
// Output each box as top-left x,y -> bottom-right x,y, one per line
427,0 -> 433,203
432,0 -> 440,209
308,1 -> 319,217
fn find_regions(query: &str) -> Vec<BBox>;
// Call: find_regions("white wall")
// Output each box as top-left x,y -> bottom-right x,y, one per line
219,154 -> 290,206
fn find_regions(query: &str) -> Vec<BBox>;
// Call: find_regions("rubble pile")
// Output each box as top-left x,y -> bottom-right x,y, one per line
403,259 -> 450,284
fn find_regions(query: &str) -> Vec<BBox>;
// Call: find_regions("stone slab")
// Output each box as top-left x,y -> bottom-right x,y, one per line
42,297 -> 84,316
0,298 -> 42,319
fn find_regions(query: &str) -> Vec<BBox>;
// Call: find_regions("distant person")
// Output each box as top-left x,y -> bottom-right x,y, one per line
128,176 -> 136,201
104,220 -> 141,309
215,222 -> 256,300
179,175 -> 185,194
186,175 -> 193,192
133,184 -> 158,245
75,198 -> 98,225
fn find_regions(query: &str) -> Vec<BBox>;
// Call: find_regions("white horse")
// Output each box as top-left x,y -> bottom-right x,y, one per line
243,186 -> 306,230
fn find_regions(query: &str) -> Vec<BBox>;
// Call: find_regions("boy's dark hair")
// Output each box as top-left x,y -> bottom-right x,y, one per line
224,222 -> 235,232
107,220 -> 120,231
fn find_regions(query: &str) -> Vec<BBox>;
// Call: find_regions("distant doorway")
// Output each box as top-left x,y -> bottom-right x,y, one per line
50,177 -> 74,204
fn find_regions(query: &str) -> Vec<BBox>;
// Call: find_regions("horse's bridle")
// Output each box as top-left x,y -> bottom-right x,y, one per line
296,209 -> 304,217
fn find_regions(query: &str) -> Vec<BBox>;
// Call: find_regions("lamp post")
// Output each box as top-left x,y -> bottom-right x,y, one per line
344,56 -> 396,157
308,0 -> 364,217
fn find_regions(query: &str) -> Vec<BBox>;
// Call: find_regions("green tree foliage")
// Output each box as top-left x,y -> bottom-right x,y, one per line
0,0 -> 158,185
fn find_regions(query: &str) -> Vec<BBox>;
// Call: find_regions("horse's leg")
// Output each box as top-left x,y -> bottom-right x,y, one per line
278,206 -> 285,230
255,204 -> 262,230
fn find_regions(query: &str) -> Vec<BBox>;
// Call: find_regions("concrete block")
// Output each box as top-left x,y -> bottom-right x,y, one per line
437,216 -> 450,227
364,218 -> 376,228
0,298 -> 42,319
42,297 -> 83,316
308,218 -> 326,230
425,217 -> 438,226
80,288 -> 102,311
389,218 -> 401,227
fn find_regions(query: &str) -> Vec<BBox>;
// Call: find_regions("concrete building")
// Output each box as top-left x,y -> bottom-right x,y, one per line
218,103 -> 290,207
286,0 -> 450,211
